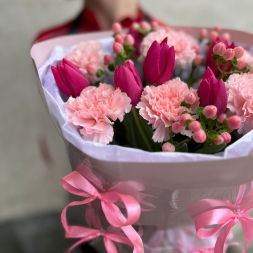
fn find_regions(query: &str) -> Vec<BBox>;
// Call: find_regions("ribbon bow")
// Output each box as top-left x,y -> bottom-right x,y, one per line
187,183 -> 253,253
61,161 -> 154,253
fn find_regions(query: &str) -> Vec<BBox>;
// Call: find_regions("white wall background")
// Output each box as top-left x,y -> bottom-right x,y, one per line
1,0 -> 253,248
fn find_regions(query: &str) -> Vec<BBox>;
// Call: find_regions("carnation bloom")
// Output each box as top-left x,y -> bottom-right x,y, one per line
65,84 -> 132,144
140,28 -> 197,69
65,41 -> 105,83
136,78 -> 197,142
225,73 -> 253,134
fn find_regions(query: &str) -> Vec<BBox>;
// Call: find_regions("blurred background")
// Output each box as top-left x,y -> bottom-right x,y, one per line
1,0 -> 253,252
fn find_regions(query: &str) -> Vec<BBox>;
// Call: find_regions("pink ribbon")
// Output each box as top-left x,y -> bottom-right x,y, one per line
187,183 -> 253,253
61,161 -> 154,253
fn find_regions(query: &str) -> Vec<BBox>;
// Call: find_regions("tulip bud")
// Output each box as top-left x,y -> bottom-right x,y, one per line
143,38 -> 175,85
114,61 -> 143,106
221,132 -> 231,144
213,42 -> 226,55
112,22 -> 122,33
113,42 -> 124,54
124,34 -> 135,46
227,115 -> 242,130
213,135 -> 224,145
162,142 -> 175,152
104,54 -> 114,65
222,48 -> 235,61
193,130 -> 207,143
51,58 -> 90,98
234,46 -> 244,59
203,105 -> 217,118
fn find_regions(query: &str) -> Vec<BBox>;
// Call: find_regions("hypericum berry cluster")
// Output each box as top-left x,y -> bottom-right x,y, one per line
162,103 -> 242,152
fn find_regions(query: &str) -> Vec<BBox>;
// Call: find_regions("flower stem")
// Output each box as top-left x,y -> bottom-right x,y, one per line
132,108 -> 154,152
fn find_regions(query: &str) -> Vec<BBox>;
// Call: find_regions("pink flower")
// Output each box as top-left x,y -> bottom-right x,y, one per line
225,73 -> 253,134
140,28 -> 197,69
65,84 -> 132,144
65,41 -> 105,83
136,78 -> 195,142
239,50 -> 253,73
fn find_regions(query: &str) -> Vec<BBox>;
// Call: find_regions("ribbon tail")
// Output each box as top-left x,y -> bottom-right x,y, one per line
104,237 -> 118,253
214,219 -> 238,253
121,225 -> 144,253
241,218 -> 253,245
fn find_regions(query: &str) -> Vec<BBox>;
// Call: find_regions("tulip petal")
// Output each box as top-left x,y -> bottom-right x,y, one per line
64,64 -> 90,97
213,79 -> 228,115
197,78 -> 212,107
156,45 -> 175,85
125,61 -> 142,91
51,66 -> 71,97
62,58 -> 80,72
143,40 -> 161,84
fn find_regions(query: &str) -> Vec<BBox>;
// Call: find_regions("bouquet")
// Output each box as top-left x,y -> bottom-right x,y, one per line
31,22 -> 253,253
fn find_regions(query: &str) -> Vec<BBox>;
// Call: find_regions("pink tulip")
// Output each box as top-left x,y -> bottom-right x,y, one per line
197,68 -> 228,115
143,38 -> 175,85
114,61 -> 143,106
51,58 -> 90,98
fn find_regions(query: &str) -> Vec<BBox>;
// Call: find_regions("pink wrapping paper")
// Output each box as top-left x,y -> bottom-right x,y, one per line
31,26 -> 253,230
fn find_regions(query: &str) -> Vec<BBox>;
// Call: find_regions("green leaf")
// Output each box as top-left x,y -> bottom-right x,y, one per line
185,119 -> 193,128
207,130 -> 218,139
231,58 -> 238,66
195,107 -> 204,116
114,56 -> 125,66
219,57 -> 227,65
194,143 -> 226,154
200,122 -> 206,130
212,54 -> 219,60
181,101 -> 191,109
108,64 -> 115,72
96,69 -> 104,77
177,143 -> 188,153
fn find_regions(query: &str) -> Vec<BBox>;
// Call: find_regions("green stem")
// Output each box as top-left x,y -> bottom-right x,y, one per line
132,108 -> 153,152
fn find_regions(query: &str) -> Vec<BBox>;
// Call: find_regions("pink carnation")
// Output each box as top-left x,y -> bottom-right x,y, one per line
65,41 -> 105,83
65,84 -> 132,144
225,73 -> 253,134
136,78 -> 195,142
140,28 -> 197,69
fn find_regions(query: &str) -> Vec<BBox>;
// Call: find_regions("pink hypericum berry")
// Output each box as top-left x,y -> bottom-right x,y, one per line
104,54 -> 114,65
162,142 -> 175,152
171,122 -> 183,133
199,28 -> 207,38
179,114 -> 192,126
113,42 -> 124,54
86,63 -> 97,75
189,121 -> 201,132
112,22 -> 122,33
193,130 -> 207,143
124,34 -> 135,46
237,58 -> 247,70
214,25 -> 222,32
222,48 -> 235,61
192,45 -> 200,53
114,34 -> 124,44
217,113 -> 227,123
221,132 -> 232,144
213,135 -> 224,145
213,42 -> 226,55
184,93 -> 197,105
227,115 -> 242,130
221,32 -> 231,42
140,21 -> 151,31
234,46 -> 244,59
193,55 -> 203,66
151,21 -> 159,31
209,31 -> 218,42
203,105 -> 218,118
131,22 -> 139,30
